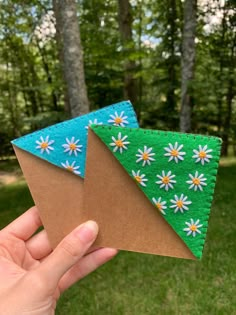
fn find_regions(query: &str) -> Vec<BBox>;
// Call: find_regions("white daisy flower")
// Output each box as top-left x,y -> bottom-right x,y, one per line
110,132 -> 130,153
192,145 -> 213,165
85,118 -> 103,130
132,170 -> 148,187
61,160 -> 81,175
108,111 -> 129,127
164,142 -> 186,163
156,170 -> 176,191
183,219 -> 203,237
152,197 -> 167,215
62,137 -> 82,156
186,171 -> 207,191
136,146 -> 155,166
170,194 -> 192,213
36,135 -> 54,154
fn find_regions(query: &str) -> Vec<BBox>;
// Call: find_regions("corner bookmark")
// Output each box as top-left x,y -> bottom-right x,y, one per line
89,125 -> 222,259
12,100 -> 139,178
10,101 -> 139,248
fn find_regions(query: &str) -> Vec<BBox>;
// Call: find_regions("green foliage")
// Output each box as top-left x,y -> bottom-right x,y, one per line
0,0 -> 235,157
193,1 -> 236,143
0,181 -> 33,227
0,1 -> 64,157
79,0 -> 124,108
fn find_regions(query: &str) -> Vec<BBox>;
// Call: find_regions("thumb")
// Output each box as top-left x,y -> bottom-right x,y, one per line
35,220 -> 98,290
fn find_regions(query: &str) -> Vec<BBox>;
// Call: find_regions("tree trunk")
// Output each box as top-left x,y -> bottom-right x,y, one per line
6,63 -> 21,137
180,0 -> 197,132
222,76 -> 234,156
117,0 -> 137,105
36,42 -> 58,111
166,0 -> 177,127
53,0 -> 89,117
136,0 -> 143,121
53,0 -> 70,113
221,32 -> 236,156
216,7 -> 226,133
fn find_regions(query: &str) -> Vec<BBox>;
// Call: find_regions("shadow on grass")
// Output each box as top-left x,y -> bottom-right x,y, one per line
0,158 -> 21,172
57,162 -> 236,315
0,181 -> 33,229
0,161 -> 235,314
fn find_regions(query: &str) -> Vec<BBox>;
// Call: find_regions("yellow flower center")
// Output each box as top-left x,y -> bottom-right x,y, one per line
176,200 -> 183,208
40,142 -> 48,149
135,176 -> 142,183
190,225 -> 197,232
199,151 -> 206,159
156,202 -> 162,210
115,139 -> 124,147
193,178 -> 200,185
142,152 -> 149,160
66,166 -> 74,172
162,176 -> 170,184
171,149 -> 179,157
115,117 -> 122,124
69,143 -> 77,151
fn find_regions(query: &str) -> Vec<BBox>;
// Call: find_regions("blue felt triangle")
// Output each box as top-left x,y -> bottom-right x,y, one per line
12,101 -> 139,178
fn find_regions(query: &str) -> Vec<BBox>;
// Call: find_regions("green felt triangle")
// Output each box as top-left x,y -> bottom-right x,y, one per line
91,125 -> 222,259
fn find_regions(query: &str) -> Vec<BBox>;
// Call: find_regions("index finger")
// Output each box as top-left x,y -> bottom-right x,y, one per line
1,206 -> 42,241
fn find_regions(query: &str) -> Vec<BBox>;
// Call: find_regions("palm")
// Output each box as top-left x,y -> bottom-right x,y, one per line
0,207 -> 117,315
0,213 -> 59,313
0,235 -> 40,271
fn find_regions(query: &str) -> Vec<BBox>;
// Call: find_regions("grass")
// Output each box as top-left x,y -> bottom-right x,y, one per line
0,159 -> 236,314
0,181 -> 33,226
0,158 -> 21,172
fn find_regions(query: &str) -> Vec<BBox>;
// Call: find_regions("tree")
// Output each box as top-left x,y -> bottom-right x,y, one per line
0,0 -> 235,158
53,0 -> 89,117
193,1 -> 236,154
165,0 -> 178,121
79,0 -> 123,109
142,0 -> 182,130
117,0 -> 137,105
180,0 -> 197,132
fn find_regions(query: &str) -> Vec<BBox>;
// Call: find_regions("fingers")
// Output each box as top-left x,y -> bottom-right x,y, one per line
26,231 -> 101,262
26,230 -> 52,260
2,207 -> 42,241
59,248 -> 118,293
35,221 -> 98,291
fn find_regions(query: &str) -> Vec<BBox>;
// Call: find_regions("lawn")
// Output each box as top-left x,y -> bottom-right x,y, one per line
0,158 -> 236,314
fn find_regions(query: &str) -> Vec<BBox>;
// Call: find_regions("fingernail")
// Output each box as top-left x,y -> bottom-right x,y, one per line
76,221 -> 98,243
105,248 -> 119,259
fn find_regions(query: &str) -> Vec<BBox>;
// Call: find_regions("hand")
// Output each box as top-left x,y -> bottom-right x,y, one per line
0,207 -> 117,315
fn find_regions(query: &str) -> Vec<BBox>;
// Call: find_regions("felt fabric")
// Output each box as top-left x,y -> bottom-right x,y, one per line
90,125 -> 222,259
11,101 -> 139,178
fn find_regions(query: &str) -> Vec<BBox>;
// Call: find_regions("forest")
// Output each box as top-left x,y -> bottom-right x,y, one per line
0,0 -> 235,158
0,2 -> 236,314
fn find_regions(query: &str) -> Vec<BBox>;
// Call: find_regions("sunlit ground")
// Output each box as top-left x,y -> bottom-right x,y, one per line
0,157 -> 236,314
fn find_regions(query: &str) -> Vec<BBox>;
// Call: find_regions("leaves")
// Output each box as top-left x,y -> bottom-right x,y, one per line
0,0 -> 235,157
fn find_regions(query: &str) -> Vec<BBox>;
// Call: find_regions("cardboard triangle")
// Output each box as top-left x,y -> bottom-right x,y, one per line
12,101 -> 139,178
83,129 -> 196,259
13,146 -> 86,248
90,125 -> 222,259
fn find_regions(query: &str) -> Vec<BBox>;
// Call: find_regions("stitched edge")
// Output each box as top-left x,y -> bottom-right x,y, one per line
11,100 -> 138,144
92,125 -> 222,144
91,125 -> 222,259
11,101 -> 139,179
